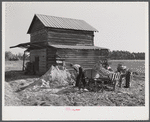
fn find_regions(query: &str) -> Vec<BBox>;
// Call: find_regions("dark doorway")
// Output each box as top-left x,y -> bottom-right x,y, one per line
35,56 -> 39,72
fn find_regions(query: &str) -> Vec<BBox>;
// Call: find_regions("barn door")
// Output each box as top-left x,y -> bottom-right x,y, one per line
35,56 -> 39,72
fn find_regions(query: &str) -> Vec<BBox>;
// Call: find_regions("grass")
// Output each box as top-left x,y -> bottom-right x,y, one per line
5,60 -> 29,71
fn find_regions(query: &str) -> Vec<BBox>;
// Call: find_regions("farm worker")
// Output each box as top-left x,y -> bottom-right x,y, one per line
125,69 -> 131,88
117,64 -> 123,73
122,66 -> 132,88
70,63 -> 87,91
117,64 -> 131,88
102,62 -> 113,72
117,64 -> 126,87
102,62 -> 108,69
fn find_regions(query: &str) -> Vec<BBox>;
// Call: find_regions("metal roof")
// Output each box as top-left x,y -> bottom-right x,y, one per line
33,14 -> 98,32
48,43 -> 108,50
10,41 -> 48,50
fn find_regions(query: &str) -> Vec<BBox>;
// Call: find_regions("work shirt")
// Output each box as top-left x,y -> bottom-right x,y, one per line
72,64 -> 81,74
117,65 -> 130,75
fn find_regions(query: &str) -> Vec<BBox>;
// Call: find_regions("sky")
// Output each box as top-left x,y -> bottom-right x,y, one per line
3,2 -> 148,54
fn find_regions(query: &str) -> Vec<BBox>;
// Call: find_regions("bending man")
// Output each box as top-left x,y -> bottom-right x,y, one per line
70,63 -> 86,90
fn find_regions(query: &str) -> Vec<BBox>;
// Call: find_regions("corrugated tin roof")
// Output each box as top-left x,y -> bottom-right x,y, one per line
48,43 -> 108,50
34,14 -> 98,32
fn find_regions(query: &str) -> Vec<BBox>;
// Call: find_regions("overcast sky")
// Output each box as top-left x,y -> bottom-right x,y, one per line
3,2 -> 148,54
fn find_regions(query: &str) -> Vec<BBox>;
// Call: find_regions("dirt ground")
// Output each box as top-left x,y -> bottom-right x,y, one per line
5,60 -> 145,106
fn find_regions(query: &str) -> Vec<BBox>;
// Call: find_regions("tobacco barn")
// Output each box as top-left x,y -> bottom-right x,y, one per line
10,14 -> 109,74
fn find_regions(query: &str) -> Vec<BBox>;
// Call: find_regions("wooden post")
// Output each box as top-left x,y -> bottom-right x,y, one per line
22,51 -> 25,71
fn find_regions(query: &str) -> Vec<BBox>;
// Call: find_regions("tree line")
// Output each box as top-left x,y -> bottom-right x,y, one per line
5,50 -> 145,61
108,50 -> 145,60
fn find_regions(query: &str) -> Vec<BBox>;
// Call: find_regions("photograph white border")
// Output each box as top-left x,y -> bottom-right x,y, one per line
2,2 -> 149,120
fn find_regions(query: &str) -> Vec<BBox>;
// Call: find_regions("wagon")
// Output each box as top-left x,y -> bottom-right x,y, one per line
83,69 -> 116,92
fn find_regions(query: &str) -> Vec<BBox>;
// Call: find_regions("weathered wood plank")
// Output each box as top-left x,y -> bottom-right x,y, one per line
48,32 -> 93,40
48,28 -> 94,35
30,48 -> 47,74
28,17 -> 45,34
31,29 -> 47,42
47,27 -> 94,45
47,39 -> 92,46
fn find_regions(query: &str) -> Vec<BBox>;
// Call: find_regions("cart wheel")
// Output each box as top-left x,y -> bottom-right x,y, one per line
94,81 -> 99,92
88,80 -> 95,91
98,82 -> 104,92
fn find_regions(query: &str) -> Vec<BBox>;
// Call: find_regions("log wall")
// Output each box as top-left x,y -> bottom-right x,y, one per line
33,47 -> 108,74
30,29 -> 47,42
28,16 -> 95,46
30,49 -> 47,74
47,28 -> 94,46
56,48 -> 100,69
47,47 -> 57,70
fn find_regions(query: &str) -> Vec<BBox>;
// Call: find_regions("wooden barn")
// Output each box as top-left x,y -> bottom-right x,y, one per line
10,14 -> 109,74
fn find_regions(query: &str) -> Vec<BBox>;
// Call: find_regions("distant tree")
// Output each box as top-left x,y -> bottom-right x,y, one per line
5,51 -> 24,61
17,53 -> 23,60
5,51 -> 13,60
109,50 -> 145,60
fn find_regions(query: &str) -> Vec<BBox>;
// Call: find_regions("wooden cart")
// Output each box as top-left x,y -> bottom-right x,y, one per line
83,69 -> 116,92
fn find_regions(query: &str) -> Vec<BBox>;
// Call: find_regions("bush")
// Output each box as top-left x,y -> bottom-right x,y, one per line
5,51 -> 13,60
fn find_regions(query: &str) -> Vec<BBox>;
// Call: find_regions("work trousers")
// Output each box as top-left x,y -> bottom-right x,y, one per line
76,67 -> 86,88
125,71 -> 131,88
118,71 -> 131,88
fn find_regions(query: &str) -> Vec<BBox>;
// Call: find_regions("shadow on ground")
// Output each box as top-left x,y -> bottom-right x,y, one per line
5,70 -> 40,82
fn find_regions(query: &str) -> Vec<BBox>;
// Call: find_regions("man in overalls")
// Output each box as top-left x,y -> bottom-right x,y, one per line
70,63 -> 87,90
117,64 -> 131,88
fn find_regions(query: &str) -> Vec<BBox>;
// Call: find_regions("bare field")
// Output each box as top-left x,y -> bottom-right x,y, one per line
5,60 -> 145,106
5,60 -> 29,71
109,60 -> 145,74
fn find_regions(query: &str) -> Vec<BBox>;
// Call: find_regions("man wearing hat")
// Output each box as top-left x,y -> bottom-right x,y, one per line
117,64 -> 131,88
70,63 -> 87,91
102,60 -> 113,72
